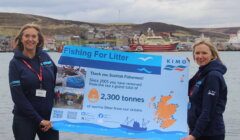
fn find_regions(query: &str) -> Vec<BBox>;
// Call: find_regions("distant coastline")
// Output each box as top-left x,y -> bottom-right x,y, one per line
1,12 -> 240,52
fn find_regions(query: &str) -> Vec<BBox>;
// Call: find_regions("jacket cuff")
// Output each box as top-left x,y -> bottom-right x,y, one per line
191,130 -> 201,138
35,116 -> 43,125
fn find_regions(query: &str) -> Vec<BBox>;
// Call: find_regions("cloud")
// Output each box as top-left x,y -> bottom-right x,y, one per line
0,0 -> 239,27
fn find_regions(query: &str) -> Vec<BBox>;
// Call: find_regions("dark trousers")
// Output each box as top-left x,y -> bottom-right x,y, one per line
197,134 -> 225,140
12,115 -> 59,140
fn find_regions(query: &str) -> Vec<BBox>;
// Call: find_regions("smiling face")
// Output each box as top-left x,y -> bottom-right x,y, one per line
194,43 -> 213,67
21,27 -> 39,52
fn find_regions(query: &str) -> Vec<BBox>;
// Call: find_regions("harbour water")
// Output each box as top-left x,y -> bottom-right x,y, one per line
0,51 -> 239,140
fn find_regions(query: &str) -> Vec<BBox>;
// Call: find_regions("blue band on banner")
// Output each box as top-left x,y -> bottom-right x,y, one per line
52,121 -> 187,139
58,56 -> 161,75
61,45 -> 162,67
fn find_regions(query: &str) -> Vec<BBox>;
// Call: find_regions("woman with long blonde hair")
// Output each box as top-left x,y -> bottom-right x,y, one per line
9,23 -> 59,140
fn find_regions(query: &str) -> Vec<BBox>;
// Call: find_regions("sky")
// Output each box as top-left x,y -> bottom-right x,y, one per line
0,0 -> 239,28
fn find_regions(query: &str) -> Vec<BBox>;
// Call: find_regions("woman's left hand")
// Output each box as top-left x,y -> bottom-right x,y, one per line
40,120 -> 52,132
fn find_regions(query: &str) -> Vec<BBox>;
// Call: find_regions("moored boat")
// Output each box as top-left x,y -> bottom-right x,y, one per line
129,28 -> 178,52
129,43 -> 178,52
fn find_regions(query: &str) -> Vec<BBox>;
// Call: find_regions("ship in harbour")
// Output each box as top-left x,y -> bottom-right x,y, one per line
129,28 -> 178,52
228,30 -> 240,44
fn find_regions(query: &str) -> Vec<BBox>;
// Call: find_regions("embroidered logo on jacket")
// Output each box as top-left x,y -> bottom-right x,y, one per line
195,81 -> 202,87
208,90 -> 216,96
41,61 -> 53,67
10,80 -> 21,87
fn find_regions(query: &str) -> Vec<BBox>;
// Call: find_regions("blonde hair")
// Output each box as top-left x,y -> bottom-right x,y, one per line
14,23 -> 44,51
192,38 -> 221,62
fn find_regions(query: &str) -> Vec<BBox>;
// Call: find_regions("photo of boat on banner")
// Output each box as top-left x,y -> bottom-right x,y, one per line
54,65 -> 86,109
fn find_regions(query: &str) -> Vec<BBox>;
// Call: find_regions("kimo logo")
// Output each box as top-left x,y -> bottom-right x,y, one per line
164,58 -> 187,72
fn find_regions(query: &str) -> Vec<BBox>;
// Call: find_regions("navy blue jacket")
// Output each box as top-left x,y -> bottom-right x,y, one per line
188,59 -> 227,138
9,48 -> 57,124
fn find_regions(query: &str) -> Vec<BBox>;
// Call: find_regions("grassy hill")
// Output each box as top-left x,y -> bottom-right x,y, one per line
193,27 -> 240,35
0,12 -> 234,39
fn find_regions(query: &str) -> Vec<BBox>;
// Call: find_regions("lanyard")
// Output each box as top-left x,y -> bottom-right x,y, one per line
22,59 -> 43,86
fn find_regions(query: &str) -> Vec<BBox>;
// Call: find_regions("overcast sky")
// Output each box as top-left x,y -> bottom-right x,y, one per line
0,0 -> 239,28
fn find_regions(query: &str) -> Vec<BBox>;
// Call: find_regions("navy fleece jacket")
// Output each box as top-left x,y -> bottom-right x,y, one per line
9,48 -> 57,124
188,59 -> 227,138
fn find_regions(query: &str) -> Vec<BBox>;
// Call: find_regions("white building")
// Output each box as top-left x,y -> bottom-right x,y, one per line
228,30 -> 240,44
